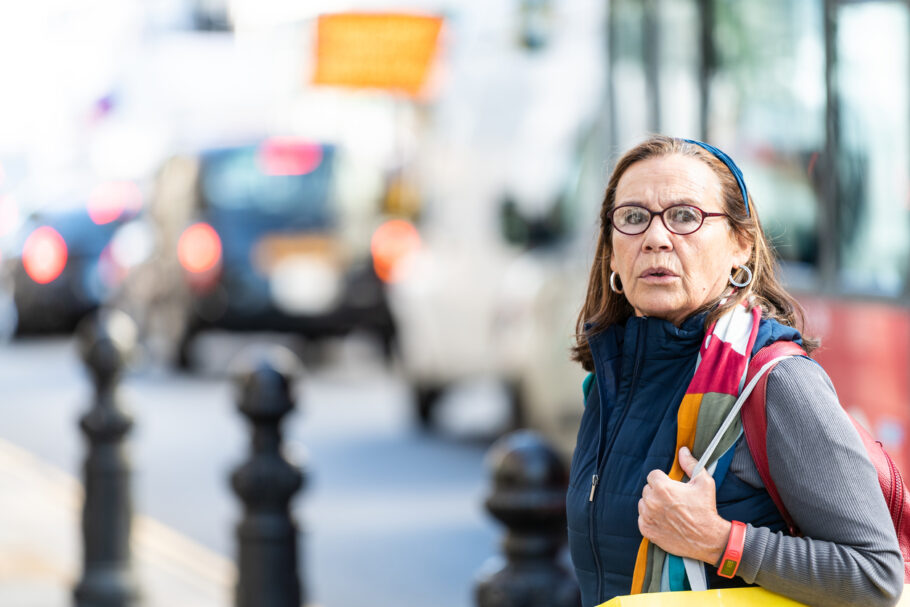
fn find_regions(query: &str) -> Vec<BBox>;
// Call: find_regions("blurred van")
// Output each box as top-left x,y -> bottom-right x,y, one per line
388,121 -> 607,458
132,137 -> 397,369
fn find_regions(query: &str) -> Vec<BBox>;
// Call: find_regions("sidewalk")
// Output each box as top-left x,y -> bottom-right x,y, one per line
0,438 -> 234,607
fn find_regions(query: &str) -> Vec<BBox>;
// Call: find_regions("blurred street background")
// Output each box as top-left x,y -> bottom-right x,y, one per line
1,0 -> 910,605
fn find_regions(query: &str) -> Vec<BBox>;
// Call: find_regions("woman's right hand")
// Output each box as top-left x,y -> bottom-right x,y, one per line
638,446 -> 731,564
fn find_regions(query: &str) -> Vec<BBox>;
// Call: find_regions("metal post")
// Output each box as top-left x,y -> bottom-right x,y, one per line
73,309 -> 140,607
474,430 -> 579,607
642,0 -> 662,134
605,0 -> 618,158
820,0 -> 840,290
231,348 -> 306,607
698,0 -> 716,142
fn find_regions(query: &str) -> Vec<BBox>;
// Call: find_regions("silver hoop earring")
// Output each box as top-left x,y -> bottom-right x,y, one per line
729,265 -> 753,288
610,271 -> 623,294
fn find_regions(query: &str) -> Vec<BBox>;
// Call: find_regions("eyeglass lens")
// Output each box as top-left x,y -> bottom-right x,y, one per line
611,205 -> 704,235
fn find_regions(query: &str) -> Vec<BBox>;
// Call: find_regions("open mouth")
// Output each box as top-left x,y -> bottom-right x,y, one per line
641,267 -> 676,279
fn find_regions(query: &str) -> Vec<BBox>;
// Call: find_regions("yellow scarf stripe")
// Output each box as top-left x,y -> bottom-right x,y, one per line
629,392 -> 704,593
630,538 -> 650,594
668,392 -> 704,481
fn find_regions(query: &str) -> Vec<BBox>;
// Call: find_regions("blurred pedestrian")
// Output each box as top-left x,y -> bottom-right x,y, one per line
566,135 -> 903,606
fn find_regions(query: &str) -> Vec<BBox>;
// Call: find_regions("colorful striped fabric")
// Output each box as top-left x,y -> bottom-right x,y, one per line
630,302 -> 763,594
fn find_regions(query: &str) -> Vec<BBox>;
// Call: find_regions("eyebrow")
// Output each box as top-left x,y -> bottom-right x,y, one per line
615,198 -> 702,208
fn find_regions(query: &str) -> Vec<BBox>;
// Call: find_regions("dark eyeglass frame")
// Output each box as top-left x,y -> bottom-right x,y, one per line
607,203 -> 729,236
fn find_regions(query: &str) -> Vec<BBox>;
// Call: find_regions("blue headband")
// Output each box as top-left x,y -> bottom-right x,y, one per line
682,138 -> 750,217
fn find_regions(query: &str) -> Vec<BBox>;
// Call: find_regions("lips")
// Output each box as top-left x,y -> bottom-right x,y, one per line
640,266 -> 677,278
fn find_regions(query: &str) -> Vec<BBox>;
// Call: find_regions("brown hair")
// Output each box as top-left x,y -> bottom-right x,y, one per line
571,135 -> 817,371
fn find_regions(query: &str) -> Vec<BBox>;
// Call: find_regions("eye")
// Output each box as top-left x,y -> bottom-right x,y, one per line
666,206 -> 701,225
617,207 -> 649,225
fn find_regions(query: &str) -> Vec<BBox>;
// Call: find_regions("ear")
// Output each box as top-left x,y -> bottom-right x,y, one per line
731,233 -> 753,269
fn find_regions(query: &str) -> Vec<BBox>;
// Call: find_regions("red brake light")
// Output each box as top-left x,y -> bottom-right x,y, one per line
371,219 -> 421,283
178,223 -> 222,274
257,138 -> 323,176
23,226 -> 67,284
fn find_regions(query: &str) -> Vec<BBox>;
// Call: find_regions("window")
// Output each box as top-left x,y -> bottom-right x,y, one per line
710,0 -> 826,281
610,0 -> 650,151
657,0 -> 700,137
835,1 -> 910,296
201,144 -> 336,228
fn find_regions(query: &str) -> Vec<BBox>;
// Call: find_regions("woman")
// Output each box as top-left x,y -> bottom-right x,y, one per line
566,136 -> 903,606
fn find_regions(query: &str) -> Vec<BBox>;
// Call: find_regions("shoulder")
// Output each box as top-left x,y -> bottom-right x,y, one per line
765,355 -> 839,419
763,356 -> 859,451
766,355 -> 834,398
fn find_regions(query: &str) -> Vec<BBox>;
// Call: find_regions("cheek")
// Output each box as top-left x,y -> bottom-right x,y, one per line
609,239 -> 627,273
680,242 -> 731,287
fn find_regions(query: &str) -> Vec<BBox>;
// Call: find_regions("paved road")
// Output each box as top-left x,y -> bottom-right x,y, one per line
0,335 -> 508,607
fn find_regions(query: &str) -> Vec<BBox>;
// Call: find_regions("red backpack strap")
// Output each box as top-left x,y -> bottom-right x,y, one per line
741,340 -> 808,536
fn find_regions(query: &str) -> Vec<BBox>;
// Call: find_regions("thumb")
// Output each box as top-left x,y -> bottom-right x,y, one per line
678,446 -> 701,479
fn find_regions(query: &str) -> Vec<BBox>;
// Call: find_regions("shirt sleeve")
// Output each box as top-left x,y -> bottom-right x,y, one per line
733,356 -> 904,607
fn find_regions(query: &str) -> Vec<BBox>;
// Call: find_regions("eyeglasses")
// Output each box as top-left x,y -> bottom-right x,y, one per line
608,204 -> 729,236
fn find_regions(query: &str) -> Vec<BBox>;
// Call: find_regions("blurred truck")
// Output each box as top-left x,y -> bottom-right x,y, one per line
387,119 -> 606,459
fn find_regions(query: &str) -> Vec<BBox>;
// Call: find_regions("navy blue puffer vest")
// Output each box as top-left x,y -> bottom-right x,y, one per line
566,313 -> 800,606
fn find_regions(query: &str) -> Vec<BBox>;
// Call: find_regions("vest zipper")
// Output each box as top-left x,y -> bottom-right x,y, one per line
589,474 -> 600,502
588,491 -> 603,602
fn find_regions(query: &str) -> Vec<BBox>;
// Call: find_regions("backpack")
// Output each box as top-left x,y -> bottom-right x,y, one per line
741,340 -> 910,582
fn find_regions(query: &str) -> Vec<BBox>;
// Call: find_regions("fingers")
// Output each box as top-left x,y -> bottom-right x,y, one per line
640,454 -> 722,558
678,445 -> 699,478
678,447 -> 717,493
637,514 -> 647,536
646,468 -> 668,486
637,499 -> 654,537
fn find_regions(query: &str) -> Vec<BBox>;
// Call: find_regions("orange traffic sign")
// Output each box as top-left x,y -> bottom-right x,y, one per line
312,12 -> 443,97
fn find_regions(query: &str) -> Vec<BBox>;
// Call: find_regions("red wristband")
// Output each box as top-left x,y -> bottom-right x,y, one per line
717,521 -> 747,579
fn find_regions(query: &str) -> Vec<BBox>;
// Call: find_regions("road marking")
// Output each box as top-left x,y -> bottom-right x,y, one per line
0,438 -> 235,593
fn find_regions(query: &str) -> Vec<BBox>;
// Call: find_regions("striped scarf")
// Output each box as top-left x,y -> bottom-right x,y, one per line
630,302 -> 762,594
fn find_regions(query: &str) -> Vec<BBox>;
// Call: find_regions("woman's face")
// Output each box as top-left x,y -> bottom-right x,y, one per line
610,154 -> 751,326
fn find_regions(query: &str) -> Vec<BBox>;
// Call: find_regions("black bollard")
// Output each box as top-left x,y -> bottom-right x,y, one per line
231,347 -> 306,607
475,430 -> 580,607
73,309 -> 140,607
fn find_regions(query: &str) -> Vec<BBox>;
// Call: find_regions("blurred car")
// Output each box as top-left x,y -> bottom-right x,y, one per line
144,137 -> 397,368
9,182 -> 145,334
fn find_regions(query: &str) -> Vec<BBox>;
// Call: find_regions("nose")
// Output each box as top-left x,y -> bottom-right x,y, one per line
640,216 -> 674,252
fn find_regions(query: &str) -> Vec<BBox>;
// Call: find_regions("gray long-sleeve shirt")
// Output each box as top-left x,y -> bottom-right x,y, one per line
728,356 -> 904,606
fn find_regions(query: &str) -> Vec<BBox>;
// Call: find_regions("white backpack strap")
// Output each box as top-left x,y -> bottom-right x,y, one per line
683,557 -> 708,592
690,355 -> 795,478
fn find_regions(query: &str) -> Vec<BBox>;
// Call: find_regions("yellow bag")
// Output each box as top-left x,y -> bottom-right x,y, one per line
599,586 -> 910,606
